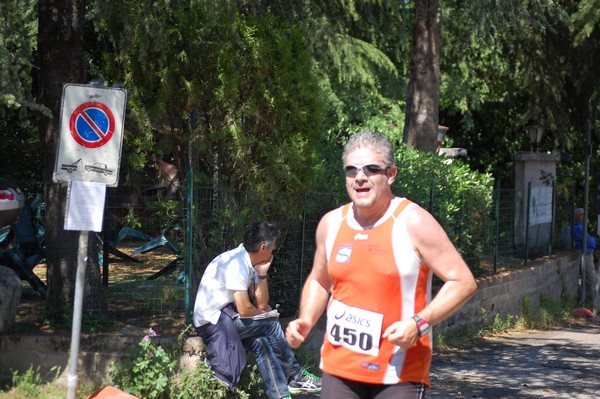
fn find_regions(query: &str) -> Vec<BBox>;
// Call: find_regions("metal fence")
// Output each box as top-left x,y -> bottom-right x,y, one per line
6,168 -> 578,335
91,178 -> 577,328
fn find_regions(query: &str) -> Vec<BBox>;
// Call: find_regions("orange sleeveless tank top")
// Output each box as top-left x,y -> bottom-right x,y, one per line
320,197 -> 432,386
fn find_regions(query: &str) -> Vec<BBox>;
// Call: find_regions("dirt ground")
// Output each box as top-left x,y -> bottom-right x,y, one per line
13,242 -> 186,337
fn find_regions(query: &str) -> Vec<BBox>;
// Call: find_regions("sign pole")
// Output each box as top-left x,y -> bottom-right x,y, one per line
66,230 -> 88,399
54,83 -> 126,398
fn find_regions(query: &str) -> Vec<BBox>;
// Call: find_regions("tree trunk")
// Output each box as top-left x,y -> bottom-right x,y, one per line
36,0 -> 107,313
403,0 -> 441,152
0,266 -> 22,332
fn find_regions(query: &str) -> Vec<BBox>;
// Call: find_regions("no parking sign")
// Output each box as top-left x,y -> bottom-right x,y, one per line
54,83 -> 127,187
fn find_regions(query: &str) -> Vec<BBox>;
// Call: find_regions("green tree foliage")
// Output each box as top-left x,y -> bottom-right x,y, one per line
439,1 -> 538,180
0,0 -> 46,186
439,0 -> 600,187
92,1 -> 328,220
572,0 -> 600,45
301,1 -> 411,146
238,1 -> 413,189
0,0 -> 46,119
395,146 -> 494,268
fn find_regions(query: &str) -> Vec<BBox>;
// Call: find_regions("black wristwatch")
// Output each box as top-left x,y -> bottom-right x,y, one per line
411,315 -> 431,337
258,275 -> 268,280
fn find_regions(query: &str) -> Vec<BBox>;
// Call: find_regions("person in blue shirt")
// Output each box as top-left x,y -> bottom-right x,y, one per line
573,208 -> 599,309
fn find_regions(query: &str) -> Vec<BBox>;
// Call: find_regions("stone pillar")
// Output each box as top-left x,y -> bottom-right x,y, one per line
513,152 -> 561,253
0,265 -> 22,332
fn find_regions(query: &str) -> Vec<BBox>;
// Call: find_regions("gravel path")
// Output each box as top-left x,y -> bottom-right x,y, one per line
291,317 -> 600,399
428,318 -> 600,398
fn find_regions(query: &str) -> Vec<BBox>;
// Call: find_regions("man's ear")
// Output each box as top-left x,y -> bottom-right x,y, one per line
388,165 -> 398,184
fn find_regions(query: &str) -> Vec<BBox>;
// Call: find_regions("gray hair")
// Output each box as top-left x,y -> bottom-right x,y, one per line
342,131 -> 395,166
243,222 -> 281,253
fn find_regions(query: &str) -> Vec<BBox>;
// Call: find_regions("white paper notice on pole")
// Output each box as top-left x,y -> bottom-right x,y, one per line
64,181 -> 106,232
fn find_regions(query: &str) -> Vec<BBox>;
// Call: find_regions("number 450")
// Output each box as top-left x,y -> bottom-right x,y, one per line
330,324 -> 373,351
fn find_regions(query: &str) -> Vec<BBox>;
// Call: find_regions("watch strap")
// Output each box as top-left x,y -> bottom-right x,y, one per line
411,315 -> 431,337
258,275 -> 268,280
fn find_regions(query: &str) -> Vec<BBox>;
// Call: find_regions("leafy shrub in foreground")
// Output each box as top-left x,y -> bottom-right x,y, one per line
109,327 -> 177,399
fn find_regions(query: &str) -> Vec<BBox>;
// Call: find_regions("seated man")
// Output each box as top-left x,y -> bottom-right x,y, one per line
193,221 -> 321,399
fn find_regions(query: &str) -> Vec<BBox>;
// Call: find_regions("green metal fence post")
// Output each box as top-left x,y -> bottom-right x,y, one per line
185,168 -> 193,325
525,182 -> 531,265
549,182 -> 555,256
494,181 -> 500,273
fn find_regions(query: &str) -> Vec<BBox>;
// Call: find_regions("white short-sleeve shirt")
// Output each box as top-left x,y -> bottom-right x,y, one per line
192,243 -> 257,326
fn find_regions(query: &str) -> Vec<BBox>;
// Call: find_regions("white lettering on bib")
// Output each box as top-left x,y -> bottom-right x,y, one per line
326,299 -> 384,356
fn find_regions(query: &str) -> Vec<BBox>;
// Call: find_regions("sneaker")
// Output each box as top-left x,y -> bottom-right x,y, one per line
287,369 -> 322,394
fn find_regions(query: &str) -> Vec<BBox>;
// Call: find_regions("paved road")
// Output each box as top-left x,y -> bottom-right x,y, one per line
428,317 -> 600,398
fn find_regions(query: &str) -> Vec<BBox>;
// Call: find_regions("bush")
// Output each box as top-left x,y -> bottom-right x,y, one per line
109,326 -> 269,399
170,366 -> 244,399
109,327 -> 178,399
1,366 -> 62,399
521,293 -> 571,330
394,145 -> 494,269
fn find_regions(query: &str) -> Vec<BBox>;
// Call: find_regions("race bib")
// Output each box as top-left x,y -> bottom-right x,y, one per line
326,299 -> 384,356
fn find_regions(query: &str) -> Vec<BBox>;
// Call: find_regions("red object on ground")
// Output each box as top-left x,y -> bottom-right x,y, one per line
572,307 -> 594,317
85,386 -> 140,399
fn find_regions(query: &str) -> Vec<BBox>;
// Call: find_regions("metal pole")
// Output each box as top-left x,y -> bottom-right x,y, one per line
66,231 -> 88,399
525,182 -> 531,264
102,191 -> 109,287
581,115 -> 592,304
185,114 -> 194,326
185,168 -> 193,325
549,182 -> 555,256
494,180 -> 500,273
300,193 -> 307,284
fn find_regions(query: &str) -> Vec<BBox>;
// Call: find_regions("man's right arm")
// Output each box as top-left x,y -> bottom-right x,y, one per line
286,212 -> 332,348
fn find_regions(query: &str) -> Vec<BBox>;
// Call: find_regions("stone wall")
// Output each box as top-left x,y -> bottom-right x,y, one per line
0,251 -> 581,386
0,333 -> 175,387
440,251 -> 580,333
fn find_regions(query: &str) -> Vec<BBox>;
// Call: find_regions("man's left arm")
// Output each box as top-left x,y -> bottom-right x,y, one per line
252,256 -> 273,311
252,274 -> 271,312
227,259 -> 271,316
587,233 -> 597,250
382,206 -> 477,349
408,207 -> 477,326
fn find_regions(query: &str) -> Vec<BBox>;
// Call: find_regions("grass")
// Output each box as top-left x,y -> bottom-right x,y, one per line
0,366 -> 73,399
433,291 -> 578,351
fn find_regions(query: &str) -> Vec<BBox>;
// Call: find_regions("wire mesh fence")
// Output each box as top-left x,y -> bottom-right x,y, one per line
13,178 -> 579,333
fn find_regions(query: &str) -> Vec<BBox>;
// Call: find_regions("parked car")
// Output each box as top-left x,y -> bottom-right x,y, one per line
85,162 -> 113,176
0,179 -> 24,227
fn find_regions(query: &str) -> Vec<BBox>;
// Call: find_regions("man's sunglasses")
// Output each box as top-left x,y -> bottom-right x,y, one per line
343,164 -> 389,178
